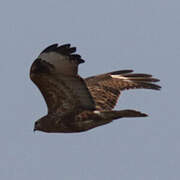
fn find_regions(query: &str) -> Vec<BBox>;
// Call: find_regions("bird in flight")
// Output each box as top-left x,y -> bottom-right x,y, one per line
30,43 -> 161,133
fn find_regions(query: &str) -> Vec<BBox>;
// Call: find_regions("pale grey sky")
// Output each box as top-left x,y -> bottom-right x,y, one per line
0,0 -> 179,179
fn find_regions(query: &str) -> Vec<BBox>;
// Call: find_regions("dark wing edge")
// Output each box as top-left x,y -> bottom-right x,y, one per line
40,43 -> 85,64
85,70 -> 161,110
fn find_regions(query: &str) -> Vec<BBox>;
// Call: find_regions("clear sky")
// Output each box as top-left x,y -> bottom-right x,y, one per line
0,0 -> 179,179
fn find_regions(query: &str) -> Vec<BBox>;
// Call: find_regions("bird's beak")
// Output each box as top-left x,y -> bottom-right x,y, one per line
33,127 -> 36,132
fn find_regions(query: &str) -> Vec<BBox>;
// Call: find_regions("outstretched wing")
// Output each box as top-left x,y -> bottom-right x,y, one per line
85,70 -> 161,110
30,44 -> 95,114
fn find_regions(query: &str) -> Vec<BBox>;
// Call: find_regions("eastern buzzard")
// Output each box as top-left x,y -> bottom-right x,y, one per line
30,43 -> 161,133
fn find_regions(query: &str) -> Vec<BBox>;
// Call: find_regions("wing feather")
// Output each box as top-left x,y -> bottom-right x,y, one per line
85,70 -> 161,110
30,44 -> 95,114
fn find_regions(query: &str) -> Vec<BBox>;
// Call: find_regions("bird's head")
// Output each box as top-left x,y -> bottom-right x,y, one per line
33,115 -> 53,133
33,120 -> 41,132
33,114 -> 61,133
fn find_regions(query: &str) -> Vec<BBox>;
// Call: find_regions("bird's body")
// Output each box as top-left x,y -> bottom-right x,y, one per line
35,110 -> 147,133
30,43 -> 161,133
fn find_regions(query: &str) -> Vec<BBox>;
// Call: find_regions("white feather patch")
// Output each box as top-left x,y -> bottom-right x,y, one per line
93,110 -> 101,114
111,75 -> 131,82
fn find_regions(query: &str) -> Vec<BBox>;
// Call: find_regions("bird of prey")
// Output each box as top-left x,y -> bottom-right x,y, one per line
30,43 -> 161,133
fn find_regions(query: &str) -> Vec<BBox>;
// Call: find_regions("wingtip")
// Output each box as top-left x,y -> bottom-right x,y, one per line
41,43 -> 58,53
39,43 -> 85,64
110,69 -> 134,75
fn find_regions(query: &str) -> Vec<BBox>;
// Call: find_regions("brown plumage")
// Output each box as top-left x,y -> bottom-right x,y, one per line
30,43 -> 161,133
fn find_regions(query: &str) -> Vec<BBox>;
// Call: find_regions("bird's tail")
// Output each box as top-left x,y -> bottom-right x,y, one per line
96,109 -> 148,121
76,110 -> 148,132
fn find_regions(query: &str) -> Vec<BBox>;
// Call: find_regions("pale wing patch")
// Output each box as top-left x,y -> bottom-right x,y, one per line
93,110 -> 100,114
111,74 -> 131,82
39,52 -> 68,64
38,52 -> 78,75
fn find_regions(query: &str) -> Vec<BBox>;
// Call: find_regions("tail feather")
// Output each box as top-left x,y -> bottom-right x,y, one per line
98,109 -> 148,120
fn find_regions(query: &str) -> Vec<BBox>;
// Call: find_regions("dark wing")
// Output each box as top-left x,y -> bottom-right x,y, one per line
85,70 -> 161,110
30,44 -> 95,114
